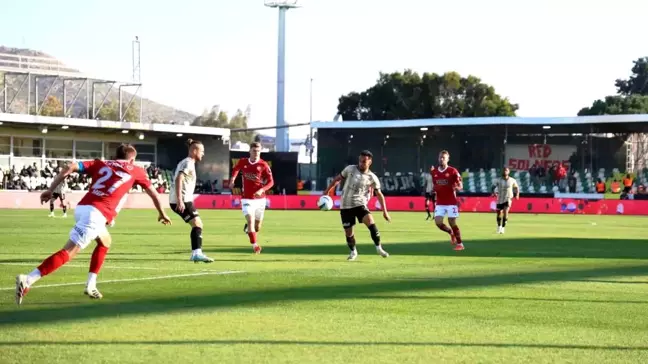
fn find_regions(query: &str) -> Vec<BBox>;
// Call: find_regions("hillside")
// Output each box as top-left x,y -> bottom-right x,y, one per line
0,46 -> 197,123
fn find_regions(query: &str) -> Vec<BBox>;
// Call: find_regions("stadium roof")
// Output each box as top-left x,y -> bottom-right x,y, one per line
0,112 -> 230,138
310,114 -> 648,130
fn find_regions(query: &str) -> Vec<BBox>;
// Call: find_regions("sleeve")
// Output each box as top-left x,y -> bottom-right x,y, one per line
371,173 -> 381,190
77,159 -> 99,175
261,163 -> 274,191
231,158 -> 244,176
134,168 -> 152,189
454,169 -> 462,184
340,165 -> 352,178
179,159 -> 194,176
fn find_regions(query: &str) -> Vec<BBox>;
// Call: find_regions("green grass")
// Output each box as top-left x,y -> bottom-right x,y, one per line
1,209 -> 648,364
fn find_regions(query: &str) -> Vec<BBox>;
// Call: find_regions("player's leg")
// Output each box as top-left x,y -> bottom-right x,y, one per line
48,196 -> 56,217
501,205 -> 510,233
60,194 -> 68,218
361,209 -> 389,258
496,206 -> 503,233
434,205 -> 454,241
189,216 -> 214,262
85,232 -> 112,299
340,209 -> 358,260
424,195 -> 431,220
447,206 -> 464,250
16,206 -> 98,304
243,199 -> 262,254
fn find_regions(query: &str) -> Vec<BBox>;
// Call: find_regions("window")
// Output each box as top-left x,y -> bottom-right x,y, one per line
133,143 -> 155,163
75,140 -> 102,160
0,136 -> 10,155
45,139 -> 73,159
13,137 -> 42,157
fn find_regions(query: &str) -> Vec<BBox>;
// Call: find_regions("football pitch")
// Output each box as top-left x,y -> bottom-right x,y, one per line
1,209 -> 648,364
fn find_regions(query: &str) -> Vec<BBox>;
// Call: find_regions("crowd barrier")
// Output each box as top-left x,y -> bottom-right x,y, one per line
2,191 -> 646,216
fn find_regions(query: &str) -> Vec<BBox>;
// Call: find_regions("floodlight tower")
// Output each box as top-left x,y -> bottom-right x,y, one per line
265,0 -> 300,152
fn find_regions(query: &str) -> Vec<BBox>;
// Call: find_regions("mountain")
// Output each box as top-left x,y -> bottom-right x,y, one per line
0,46 -> 197,123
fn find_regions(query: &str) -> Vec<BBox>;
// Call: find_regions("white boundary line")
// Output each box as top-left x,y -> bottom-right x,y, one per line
0,270 -> 245,291
0,263 -> 161,270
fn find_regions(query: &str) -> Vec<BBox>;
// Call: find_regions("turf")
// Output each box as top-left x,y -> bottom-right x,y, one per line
1,209 -> 648,364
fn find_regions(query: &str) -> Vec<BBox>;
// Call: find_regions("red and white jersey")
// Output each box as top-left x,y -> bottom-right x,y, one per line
77,159 -> 152,222
231,158 -> 274,199
432,165 -> 461,206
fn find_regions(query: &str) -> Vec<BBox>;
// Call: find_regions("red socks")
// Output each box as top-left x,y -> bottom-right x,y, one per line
247,232 -> 257,245
451,226 -> 462,244
90,243 -> 109,274
37,249 -> 70,277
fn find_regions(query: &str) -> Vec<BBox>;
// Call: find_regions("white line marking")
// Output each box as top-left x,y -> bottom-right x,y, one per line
0,263 -> 161,270
0,270 -> 245,291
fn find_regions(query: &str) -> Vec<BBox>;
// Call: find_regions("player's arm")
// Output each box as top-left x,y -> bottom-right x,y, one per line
137,171 -> 171,225
324,166 -> 349,195
255,164 -> 274,197
373,175 -> 391,222
454,171 -> 463,191
230,159 -> 244,187
513,180 -> 520,199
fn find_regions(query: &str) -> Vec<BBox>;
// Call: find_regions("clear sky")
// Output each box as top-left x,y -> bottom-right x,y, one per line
2,0 -> 646,138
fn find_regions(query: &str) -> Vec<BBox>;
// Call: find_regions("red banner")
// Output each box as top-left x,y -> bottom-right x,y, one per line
194,194 -> 648,216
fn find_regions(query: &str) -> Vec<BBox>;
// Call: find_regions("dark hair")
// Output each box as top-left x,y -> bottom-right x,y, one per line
359,150 -> 373,159
250,142 -> 261,149
186,138 -> 202,147
115,143 -> 137,159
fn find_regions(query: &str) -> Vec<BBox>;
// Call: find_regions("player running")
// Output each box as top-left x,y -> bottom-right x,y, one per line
493,167 -> 519,234
15,144 -> 172,305
48,178 -> 69,218
432,150 -> 465,251
324,150 -> 391,261
169,139 -> 214,263
424,166 -> 435,220
230,142 -> 274,254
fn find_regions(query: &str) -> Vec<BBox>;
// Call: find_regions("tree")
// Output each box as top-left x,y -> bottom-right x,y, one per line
40,95 -> 64,117
337,70 -> 518,120
579,57 -> 648,115
192,105 -> 256,144
95,100 -> 140,122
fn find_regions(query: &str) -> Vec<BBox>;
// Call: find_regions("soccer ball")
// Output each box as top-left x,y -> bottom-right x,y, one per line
317,195 -> 333,211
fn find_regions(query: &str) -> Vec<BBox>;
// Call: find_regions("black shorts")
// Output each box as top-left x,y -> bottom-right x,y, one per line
170,202 -> 200,223
52,192 -> 65,201
425,192 -> 436,203
340,205 -> 371,228
496,201 -> 510,210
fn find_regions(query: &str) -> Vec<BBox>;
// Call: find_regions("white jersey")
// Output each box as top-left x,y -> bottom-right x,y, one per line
53,180 -> 67,194
340,165 -> 381,209
169,157 -> 197,204
495,177 -> 518,204
425,173 -> 433,193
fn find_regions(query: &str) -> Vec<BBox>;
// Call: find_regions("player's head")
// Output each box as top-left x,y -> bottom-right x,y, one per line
502,167 -> 510,178
358,150 -> 373,172
438,150 -> 450,167
249,142 -> 262,161
115,143 -> 137,162
186,139 -> 204,162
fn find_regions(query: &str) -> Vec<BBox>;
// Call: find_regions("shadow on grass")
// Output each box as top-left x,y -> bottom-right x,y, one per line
352,295 -> 648,305
0,339 -> 645,351
208,237 -> 648,260
1,263 -> 648,327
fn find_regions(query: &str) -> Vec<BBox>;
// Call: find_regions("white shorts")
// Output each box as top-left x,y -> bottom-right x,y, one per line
434,204 -> 459,218
69,205 -> 108,249
241,198 -> 266,221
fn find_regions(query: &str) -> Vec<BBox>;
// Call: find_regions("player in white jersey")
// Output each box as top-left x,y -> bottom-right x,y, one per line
169,139 -> 213,263
324,150 -> 391,261
492,167 -> 519,234
48,178 -> 69,218
423,166 -> 435,220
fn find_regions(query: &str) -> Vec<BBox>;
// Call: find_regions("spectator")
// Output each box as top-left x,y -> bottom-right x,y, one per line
567,172 -> 576,193
622,174 -> 633,194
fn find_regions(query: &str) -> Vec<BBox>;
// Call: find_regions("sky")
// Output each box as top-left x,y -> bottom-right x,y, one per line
2,0 -> 647,139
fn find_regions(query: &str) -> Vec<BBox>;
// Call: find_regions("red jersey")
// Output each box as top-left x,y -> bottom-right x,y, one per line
432,165 -> 461,205
231,158 -> 274,199
77,159 -> 152,221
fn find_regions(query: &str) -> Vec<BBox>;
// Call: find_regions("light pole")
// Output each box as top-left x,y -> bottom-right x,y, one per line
309,77 -> 313,165
264,0 -> 300,152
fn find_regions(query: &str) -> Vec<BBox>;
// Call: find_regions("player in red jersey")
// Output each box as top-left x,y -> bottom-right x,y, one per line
230,142 -> 274,254
15,144 -> 172,305
432,150 -> 465,251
